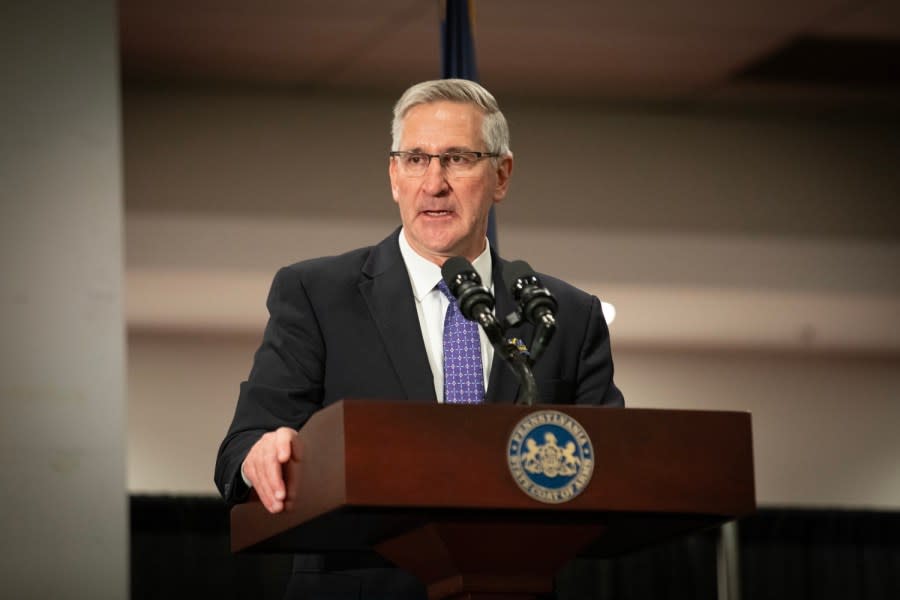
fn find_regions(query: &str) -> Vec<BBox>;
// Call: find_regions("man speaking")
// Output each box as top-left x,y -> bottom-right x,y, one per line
215,79 -> 624,599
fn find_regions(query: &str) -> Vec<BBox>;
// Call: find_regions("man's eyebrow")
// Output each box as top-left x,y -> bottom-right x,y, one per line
443,146 -> 475,153
398,146 -> 475,154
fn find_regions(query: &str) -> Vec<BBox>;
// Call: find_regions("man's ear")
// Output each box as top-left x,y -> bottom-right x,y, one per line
388,158 -> 400,202
493,154 -> 514,203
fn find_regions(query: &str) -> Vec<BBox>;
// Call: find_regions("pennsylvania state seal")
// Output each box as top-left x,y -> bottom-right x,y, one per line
507,410 -> 594,504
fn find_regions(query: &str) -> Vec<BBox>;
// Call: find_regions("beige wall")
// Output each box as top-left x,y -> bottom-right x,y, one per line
1,2 -> 127,597
123,86 -> 900,509
128,332 -> 900,509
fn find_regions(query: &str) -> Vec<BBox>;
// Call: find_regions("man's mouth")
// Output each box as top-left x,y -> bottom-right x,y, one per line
422,210 -> 452,217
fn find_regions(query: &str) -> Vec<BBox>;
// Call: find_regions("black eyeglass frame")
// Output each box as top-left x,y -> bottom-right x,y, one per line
389,150 -> 501,171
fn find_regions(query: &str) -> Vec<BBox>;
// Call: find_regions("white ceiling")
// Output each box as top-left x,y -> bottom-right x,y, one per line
120,0 -> 900,104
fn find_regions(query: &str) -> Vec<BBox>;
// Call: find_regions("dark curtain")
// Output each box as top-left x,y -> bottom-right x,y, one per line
740,508 -> 900,600
131,496 -> 900,600
556,530 -> 718,600
131,496 -> 290,599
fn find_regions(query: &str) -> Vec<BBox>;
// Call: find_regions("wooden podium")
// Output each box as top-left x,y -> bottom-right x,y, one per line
231,400 -> 755,600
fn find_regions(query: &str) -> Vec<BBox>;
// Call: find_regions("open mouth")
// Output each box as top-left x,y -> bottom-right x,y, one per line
423,210 -> 452,216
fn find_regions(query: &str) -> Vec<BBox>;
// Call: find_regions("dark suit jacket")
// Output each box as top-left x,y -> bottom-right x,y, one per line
214,228 -> 623,597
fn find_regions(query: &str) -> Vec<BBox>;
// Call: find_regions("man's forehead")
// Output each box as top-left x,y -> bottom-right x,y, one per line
400,101 -> 484,147
403,99 -> 484,119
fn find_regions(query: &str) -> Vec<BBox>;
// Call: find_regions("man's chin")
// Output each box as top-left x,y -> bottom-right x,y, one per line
411,238 -> 464,262
407,222 -> 486,260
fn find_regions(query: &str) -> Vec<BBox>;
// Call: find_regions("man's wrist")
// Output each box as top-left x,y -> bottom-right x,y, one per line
240,459 -> 253,489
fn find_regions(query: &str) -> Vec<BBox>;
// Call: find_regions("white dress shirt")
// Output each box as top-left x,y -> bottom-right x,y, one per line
398,227 -> 494,403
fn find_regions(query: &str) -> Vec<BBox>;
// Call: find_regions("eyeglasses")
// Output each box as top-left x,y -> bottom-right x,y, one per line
389,150 -> 500,177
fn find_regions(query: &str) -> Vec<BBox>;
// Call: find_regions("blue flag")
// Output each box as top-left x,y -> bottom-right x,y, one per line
440,0 -> 498,249
441,0 -> 479,81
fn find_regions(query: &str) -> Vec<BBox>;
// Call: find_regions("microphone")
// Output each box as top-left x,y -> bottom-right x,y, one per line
441,257 -> 500,339
504,260 -> 558,362
442,256 -> 538,406
504,261 -> 558,326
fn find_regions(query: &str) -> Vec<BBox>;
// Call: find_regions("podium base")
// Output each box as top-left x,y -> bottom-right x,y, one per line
429,573 -> 550,600
375,521 -> 604,600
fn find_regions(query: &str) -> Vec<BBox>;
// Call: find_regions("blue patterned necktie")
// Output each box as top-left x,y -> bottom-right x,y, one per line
437,280 -> 484,404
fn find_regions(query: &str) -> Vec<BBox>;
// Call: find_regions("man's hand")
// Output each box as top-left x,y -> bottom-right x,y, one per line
242,427 -> 300,513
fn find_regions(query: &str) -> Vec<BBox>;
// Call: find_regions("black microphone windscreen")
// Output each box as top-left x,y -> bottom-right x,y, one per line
504,260 -> 535,294
441,256 -> 477,292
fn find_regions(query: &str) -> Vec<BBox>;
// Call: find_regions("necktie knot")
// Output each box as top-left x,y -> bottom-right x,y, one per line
436,279 -> 454,302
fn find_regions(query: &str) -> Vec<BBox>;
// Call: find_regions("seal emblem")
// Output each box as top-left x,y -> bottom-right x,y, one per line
507,410 -> 594,504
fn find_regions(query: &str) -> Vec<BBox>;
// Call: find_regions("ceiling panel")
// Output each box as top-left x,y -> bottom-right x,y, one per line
473,0 -> 852,34
475,26 -> 786,99
119,0 -> 900,106
121,0 -> 418,22
316,5 -> 442,89
121,0 -> 429,83
813,0 -> 900,37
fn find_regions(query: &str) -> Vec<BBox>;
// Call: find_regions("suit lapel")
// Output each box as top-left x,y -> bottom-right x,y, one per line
358,230 -> 437,403
485,255 -> 535,404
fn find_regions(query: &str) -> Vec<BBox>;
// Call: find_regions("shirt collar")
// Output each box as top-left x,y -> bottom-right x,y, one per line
398,227 -> 493,301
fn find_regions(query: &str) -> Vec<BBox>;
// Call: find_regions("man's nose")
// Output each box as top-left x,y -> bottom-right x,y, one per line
421,157 -> 449,194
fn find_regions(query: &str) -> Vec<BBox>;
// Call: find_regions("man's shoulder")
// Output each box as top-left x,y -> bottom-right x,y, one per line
496,257 -> 595,307
283,245 -> 373,278
539,271 -> 596,312
274,228 -> 401,287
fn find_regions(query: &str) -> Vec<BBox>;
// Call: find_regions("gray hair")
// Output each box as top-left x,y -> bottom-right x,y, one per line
391,79 -> 511,156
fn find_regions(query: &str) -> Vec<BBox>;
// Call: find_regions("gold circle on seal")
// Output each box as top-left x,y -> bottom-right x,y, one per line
507,410 -> 595,504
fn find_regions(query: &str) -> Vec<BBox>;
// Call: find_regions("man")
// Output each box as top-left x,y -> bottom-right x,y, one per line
215,79 -> 624,599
